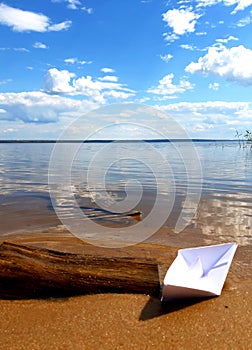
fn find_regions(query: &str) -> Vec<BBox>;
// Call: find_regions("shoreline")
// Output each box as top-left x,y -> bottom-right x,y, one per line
0,229 -> 251,349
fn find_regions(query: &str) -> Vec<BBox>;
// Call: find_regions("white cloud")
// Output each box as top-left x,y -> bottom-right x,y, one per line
14,47 -> 29,52
231,0 -> 252,13
180,44 -> 195,51
147,73 -> 194,97
162,8 -> 201,36
98,76 -> 119,82
0,46 -> 29,52
64,57 -> 92,65
159,101 -> 252,138
0,91 -> 96,123
185,45 -> 252,85
72,76 -> 106,102
196,31 -> 207,36
180,44 -> 206,51
33,42 -> 48,49
44,68 -> 134,103
160,100 -> 250,117
160,54 -> 173,62
0,78 -> 11,85
64,58 -> 77,64
0,3 -> 71,32
216,35 -> 239,43
44,68 -> 76,93
48,20 -> 71,31
103,90 -> 132,99
196,0 -> 252,13
72,76 -> 134,103
66,0 -> 82,9
3,127 -> 16,133
1,93 -> 251,139
163,32 -> 179,43
209,82 -> 220,90
51,0 -> 93,13
0,3 -> 48,32
81,6 -> 93,14
196,0 -> 219,7
101,68 -> 115,73
236,13 -> 252,26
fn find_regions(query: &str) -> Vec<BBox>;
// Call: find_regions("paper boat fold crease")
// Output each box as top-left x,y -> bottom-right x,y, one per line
162,243 -> 238,301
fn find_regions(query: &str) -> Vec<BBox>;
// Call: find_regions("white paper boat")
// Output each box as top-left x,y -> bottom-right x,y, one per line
162,242 -> 238,301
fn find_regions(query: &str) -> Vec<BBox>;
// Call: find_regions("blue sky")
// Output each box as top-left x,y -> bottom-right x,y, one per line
0,0 -> 252,139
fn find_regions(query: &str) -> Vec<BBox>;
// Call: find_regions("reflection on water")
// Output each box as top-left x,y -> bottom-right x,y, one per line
193,194 -> 252,246
0,141 -> 251,247
0,143 -> 52,195
192,142 -> 252,246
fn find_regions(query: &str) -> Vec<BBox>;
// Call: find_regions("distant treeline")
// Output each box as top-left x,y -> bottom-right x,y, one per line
0,139 -> 241,144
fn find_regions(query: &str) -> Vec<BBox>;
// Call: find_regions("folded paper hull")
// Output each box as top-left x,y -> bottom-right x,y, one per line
162,242 -> 238,301
162,286 -> 217,301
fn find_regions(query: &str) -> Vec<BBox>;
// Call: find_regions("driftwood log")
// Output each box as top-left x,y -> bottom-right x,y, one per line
0,242 -> 160,299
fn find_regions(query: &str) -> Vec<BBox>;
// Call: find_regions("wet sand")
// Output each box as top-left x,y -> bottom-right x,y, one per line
0,227 -> 251,350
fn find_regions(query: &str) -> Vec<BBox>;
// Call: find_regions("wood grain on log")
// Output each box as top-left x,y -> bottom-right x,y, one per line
0,242 -> 160,299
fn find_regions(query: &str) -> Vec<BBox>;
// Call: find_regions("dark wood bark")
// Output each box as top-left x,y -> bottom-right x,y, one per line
0,242 -> 160,299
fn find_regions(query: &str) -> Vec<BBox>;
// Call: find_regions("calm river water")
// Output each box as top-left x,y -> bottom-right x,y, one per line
0,141 -> 251,248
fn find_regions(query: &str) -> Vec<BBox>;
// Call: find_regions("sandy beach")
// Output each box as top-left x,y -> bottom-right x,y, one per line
0,228 -> 251,350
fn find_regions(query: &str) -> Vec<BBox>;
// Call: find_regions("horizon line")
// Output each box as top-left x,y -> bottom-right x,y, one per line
0,138 -> 241,143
